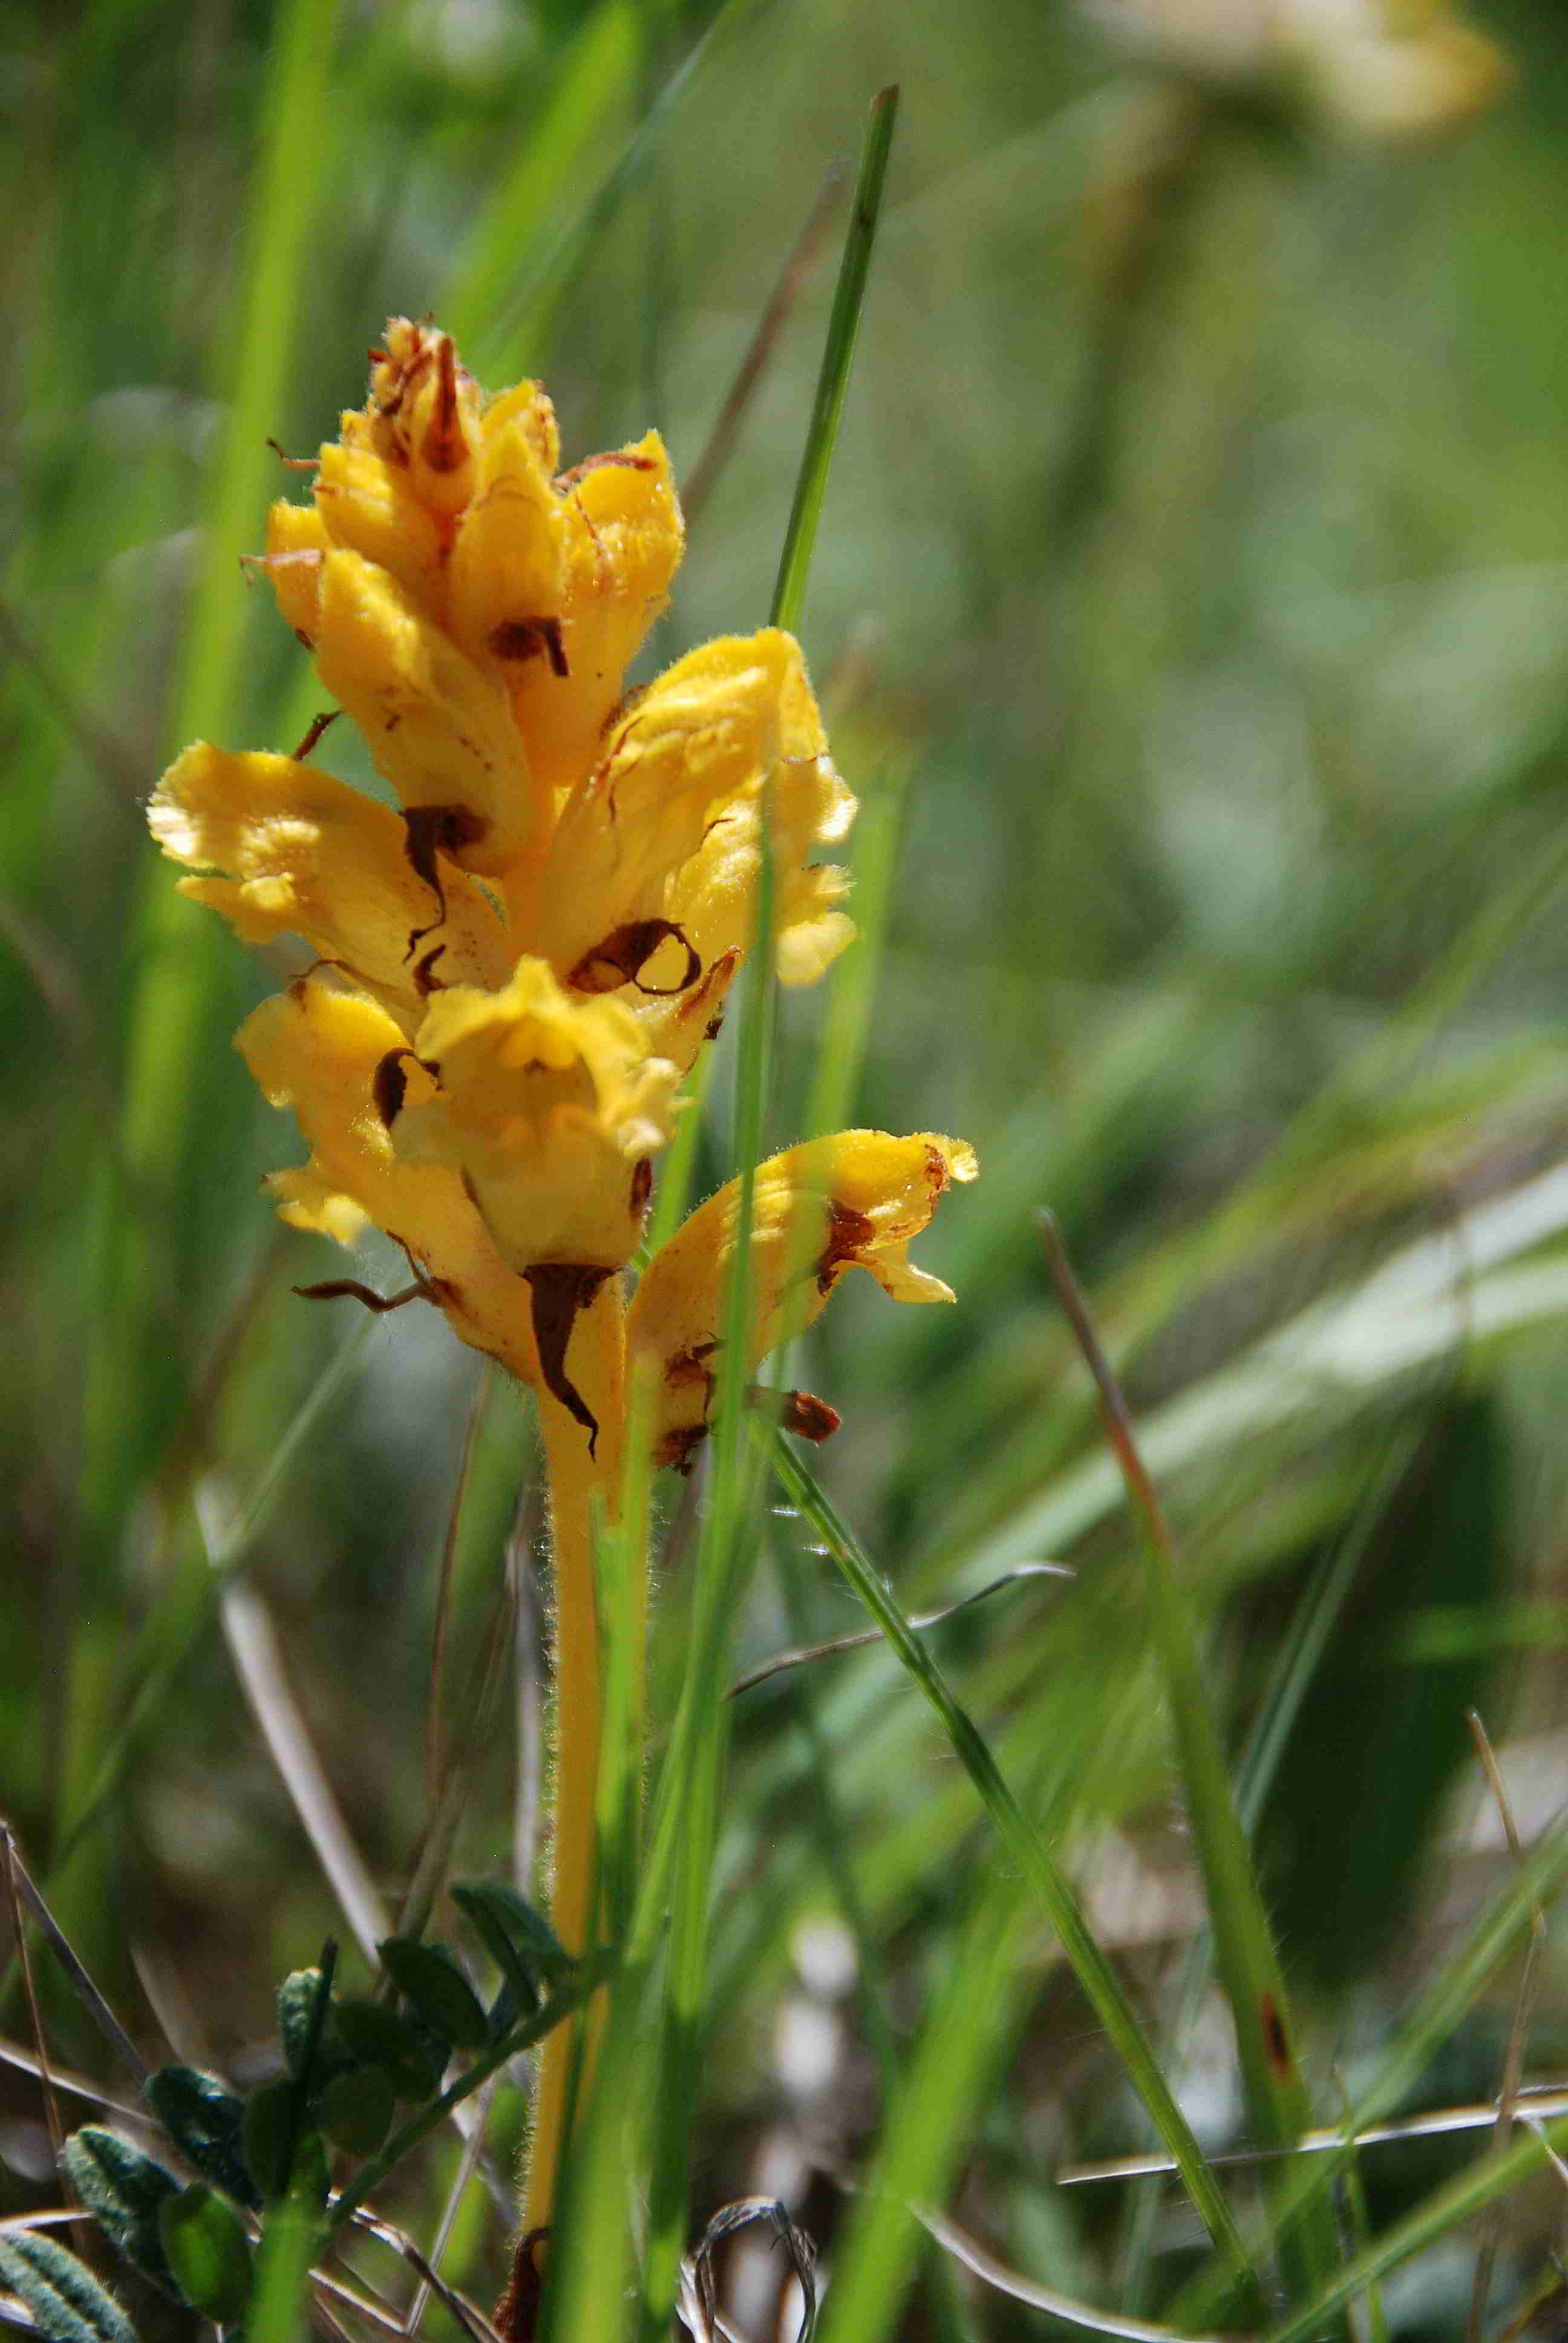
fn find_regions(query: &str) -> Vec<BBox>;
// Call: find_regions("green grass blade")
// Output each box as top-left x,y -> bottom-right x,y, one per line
74,0 -> 344,1842
1040,1220 -> 1344,2319
771,85 -> 898,635
624,86 -> 903,2341
765,1428 -> 1263,2309
443,0 -> 640,369
1261,2116 -> 1568,2343
1174,1802 -> 1568,2326
817,1855 -> 1035,2343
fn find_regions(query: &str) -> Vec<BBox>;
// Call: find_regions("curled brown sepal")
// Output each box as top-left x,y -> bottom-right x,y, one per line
494,2227 -> 549,2343
401,802 -> 490,958
488,617 -> 569,675
523,1264 -> 612,1455
292,1276 -> 437,1315
749,1386 -> 841,1444
373,1047 -> 439,1129
567,919 -> 701,1000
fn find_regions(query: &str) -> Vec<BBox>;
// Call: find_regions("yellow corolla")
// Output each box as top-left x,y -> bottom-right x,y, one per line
626,1132 -> 979,1470
149,317 -> 873,1447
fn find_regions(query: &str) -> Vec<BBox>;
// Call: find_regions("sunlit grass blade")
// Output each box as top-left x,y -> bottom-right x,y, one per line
613,84 -> 906,2342
1174,1800 -> 1568,2326
816,1851 -> 1036,2343
1039,1216 -> 1344,2321
771,85 -> 898,635
765,1428 -> 1263,2307
476,0 -> 763,376
443,0 -> 640,370
1119,1426 -> 1420,2311
1260,2114 -> 1568,2343
74,0 -> 344,1852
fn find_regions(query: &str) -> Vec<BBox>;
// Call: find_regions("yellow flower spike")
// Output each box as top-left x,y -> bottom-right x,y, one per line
364,318 -> 485,520
505,430 -> 684,798
146,316 -> 878,2246
311,548 -> 546,877
537,630 -> 855,1069
149,744 -> 513,1035
391,959 -> 682,1444
312,437 -> 447,612
237,979 -> 543,1387
446,402 -> 570,677
627,1131 -> 978,1472
394,958 -> 678,1270
262,499 -> 330,643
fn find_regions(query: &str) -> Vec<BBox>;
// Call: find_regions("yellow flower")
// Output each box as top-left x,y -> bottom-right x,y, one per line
532,629 -> 855,1068
627,1132 -> 979,1471
149,315 -> 981,2244
149,318 -> 869,1446
149,743 -> 512,1037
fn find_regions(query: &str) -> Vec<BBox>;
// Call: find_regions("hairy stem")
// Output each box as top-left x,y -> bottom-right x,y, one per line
523,1277 -> 626,2233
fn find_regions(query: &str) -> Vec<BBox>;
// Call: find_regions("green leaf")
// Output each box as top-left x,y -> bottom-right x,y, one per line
1265,1396 -> 1509,1990
243,2078 -> 293,2204
377,1936 -> 488,2053
315,2063 -> 394,2156
144,2065 -> 258,2210
158,2186 -> 253,2326
452,1878 -> 575,2007
62,2128 -> 180,2298
245,2073 -> 332,2212
333,1997 -> 445,2098
276,1967 -> 352,2083
0,2234 -> 137,2343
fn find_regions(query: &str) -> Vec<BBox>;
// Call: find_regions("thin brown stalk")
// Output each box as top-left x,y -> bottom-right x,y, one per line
725,1559 -> 1070,1696
1,1832 -> 68,2206
0,589 -> 146,808
681,168 -> 846,529
912,2197 -> 1246,2343
211,1566 -> 391,1965
0,1834 -> 146,2083
400,2078 -> 498,2337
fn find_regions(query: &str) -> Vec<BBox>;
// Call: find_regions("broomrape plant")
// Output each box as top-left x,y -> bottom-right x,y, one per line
147,316 -> 975,2231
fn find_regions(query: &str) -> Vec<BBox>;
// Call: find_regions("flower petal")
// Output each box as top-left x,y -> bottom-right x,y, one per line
447,398 -> 570,673
392,957 -> 681,1275
149,743 -> 513,1033
538,630 -> 855,1067
237,978 -> 541,1383
363,319 -> 484,519
312,548 -> 544,875
505,432 -> 684,797
264,499 -> 330,643
627,1130 -> 976,1469
312,438 -> 446,609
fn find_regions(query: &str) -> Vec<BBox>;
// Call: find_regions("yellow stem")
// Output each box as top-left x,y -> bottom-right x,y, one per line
523,1277 -> 626,2233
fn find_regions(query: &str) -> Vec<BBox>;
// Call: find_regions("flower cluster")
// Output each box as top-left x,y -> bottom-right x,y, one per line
149,318 -> 974,1457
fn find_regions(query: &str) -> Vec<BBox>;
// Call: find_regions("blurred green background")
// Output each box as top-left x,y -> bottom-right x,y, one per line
9,0 -> 1568,2333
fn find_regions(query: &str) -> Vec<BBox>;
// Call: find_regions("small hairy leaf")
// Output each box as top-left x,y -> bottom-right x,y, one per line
244,2079 -> 331,2211
144,2065 -> 258,2209
276,1967 -> 352,2084
158,2186 -> 253,2325
0,2233 -> 138,2343
242,2079 -> 292,2202
62,2129 -> 180,2298
377,1936 -> 488,2052
316,2063 -> 394,2155
452,1879 -> 572,2008
333,1997 -> 444,2097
